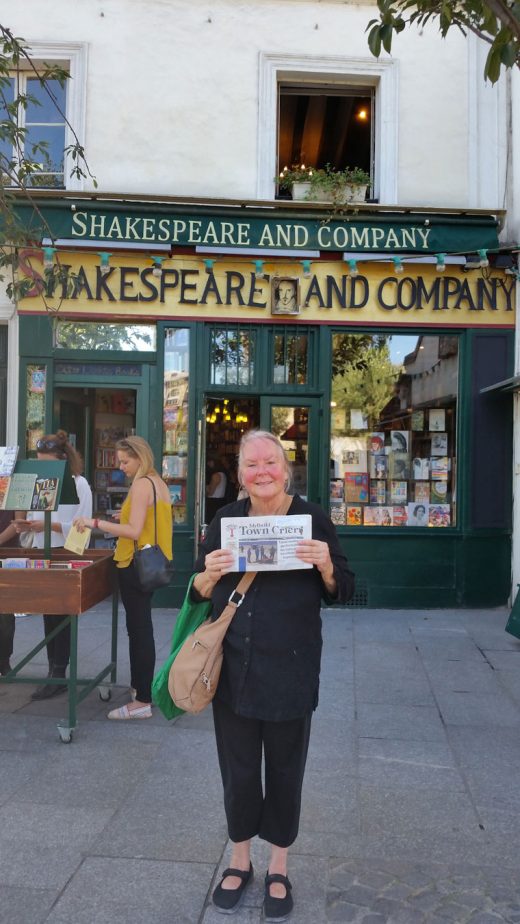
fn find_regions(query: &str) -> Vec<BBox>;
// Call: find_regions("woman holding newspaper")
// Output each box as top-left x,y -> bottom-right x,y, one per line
192,429 -> 354,922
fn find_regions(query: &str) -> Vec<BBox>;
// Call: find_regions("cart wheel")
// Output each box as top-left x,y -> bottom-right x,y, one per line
98,686 -> 112,702
58,726 -> 73,743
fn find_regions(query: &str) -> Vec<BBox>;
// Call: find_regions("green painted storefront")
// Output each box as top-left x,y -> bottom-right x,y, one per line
14,196 -> 515,608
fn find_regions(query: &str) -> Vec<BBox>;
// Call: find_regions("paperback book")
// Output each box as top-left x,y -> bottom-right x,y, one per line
344,473 -> 369,504
390,480 -> 408,504
369,455 -> 387,480
412,457 -> 430,480
346,505 -> 362,526
430,481 -> 449,504
369,481 -> 386,505
414,482 -> 430,503
0,476 -> 9,509
0,445 -> 18,476
5,473 -> 37,510
30,476 -> 60,511
429,504 -> 451,527
330,502 -> 346,526
430,457 -> 449,480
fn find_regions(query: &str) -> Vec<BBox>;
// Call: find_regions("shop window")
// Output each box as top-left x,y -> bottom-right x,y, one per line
329,333 -> 458,528
54,321 -> 156,351
163,328 -> 190,525
272,328 -> 309,385
25,364 -> 47,455
0,43 -> 86,190
209,325 -> 256,387
277,84 -> 373,196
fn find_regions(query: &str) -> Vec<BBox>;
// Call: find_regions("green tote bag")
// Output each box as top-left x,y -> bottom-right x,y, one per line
152,575 -> 212,720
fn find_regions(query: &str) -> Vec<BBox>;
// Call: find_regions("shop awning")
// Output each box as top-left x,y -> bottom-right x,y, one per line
480,376 -> 520,395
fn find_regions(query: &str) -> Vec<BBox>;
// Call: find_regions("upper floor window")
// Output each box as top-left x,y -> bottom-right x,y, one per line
0,43 -> 87,191
277,84 -> 373,196
1,70 -> 67,188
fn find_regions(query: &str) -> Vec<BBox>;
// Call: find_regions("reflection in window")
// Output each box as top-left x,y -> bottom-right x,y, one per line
273,330 -> 308,385
1,75 -> 67,188
210,326 -> 255,386
329,333 -> 458,528
163,329 -> 189,525
54,321 -> 156,351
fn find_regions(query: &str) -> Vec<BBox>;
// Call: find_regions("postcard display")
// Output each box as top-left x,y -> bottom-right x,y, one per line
330,408 -> 455,528
0,454 -> 116,742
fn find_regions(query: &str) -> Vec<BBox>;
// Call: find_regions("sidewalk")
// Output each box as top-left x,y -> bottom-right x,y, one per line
1,601 -> 520,924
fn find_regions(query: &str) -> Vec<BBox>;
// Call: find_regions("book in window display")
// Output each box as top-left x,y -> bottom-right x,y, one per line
363,506 -> 380,526
330,502 -> 346,526
346,505 -> 362,526
388,453 -> 411,480
368,433 -> 385,454
391,431 -> 410,453
407,503 -> 429,526
390,481 -> 408,504
411,411 -> 425,431
369,481 -> 386,505
392,505 -> 407,527
430,433 -> 448,455
330,479 -> 344,500
430,481 -> 449,504
412,457 -> 430,480
342,449 -> 368,473
430,456 -> 449,480
369,454 -> 388,479
414,482 -> 430,504
429,504 -> 451,527
428,409 -> 446,431
344,473 -> 369,504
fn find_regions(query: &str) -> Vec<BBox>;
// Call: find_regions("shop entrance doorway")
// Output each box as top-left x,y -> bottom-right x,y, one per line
53,386 -> 137,520
196,393 -> 321,545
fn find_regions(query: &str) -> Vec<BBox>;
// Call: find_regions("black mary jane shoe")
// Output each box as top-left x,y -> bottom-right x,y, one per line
212,863 -> 254,914
264,872 -> 293,922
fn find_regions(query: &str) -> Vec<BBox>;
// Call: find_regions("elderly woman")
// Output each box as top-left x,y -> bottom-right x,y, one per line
192,429 -> 354,921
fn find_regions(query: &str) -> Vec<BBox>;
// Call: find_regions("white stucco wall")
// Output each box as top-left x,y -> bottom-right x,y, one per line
5,0 -> 486,208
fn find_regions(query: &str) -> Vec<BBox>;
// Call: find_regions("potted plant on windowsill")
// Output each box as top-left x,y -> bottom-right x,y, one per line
277,163 -> 371,205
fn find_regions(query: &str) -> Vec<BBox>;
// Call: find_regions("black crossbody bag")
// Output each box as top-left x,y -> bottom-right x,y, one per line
133,477 -> 174,592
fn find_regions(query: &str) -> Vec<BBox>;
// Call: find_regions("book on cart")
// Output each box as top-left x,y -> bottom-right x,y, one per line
5,473 -> 38,510
0,445 -> 19,477
30,476 -> 60,512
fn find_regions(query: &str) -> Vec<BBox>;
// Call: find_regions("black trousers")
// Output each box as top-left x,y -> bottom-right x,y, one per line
212,697 -> 312,848
0,614 -> 15,663
43,614 -> 71,672
117,561 -> 155,703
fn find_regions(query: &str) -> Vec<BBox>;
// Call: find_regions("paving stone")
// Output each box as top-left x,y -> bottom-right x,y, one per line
0,886 -> 57,924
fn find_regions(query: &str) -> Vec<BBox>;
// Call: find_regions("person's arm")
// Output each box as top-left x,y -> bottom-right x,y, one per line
0,520 -> 17,545
74,478 -> 151,541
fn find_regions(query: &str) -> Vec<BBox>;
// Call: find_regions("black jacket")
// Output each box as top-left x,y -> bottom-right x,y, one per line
194,495 -> 355,721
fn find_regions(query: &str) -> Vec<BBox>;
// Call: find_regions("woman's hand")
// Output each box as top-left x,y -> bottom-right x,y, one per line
73,516 -> 93,533
13,518 -> 42,534
296,539 -> 335,586
193,548 -> 234,599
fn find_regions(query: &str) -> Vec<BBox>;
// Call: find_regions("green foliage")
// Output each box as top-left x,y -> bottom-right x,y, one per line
366,0 -> 520,84
278,163 -> 371,195
0,24 -> 97,305
331,340 -> 400,428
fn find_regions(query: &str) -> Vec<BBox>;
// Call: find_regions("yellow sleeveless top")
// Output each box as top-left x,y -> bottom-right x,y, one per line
114,490 -> 173,569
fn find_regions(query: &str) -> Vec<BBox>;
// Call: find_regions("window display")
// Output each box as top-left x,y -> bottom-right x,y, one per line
163,329 -> 190,524
330,333 -> 458,527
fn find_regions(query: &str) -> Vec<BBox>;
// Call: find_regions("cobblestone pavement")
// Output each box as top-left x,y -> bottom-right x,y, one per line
327,861 -> 520,923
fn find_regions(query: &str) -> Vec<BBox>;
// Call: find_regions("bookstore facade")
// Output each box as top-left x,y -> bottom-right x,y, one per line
15,199 -> 516,607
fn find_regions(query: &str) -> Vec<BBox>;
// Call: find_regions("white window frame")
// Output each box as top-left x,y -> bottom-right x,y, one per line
8,41 -> 88,191
257,53 -> 399,204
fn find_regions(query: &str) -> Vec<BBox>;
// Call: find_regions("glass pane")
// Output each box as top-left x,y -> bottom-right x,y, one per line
163,329 -> 190,525
270,405 -> 309,500
54,321 -> 156,351
210,327 -> 255,386
0,77 -> 15,163
26,77 -> 66,122
25,364 -> 47,455
24,124 -> 65,185
329,333 -> 458,528
273,332 -> 308,385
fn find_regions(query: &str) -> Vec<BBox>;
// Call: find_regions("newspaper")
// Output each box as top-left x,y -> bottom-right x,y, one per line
221,514 -> 312,572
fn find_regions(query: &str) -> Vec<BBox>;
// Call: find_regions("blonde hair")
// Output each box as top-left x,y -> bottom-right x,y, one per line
237,429 -> 292,491
115,436 -> 156,479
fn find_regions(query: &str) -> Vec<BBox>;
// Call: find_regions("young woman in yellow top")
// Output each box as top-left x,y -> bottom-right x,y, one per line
74,436 -> 172,720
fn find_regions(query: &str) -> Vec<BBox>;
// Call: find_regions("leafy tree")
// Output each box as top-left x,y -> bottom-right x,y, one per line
331,340 -> 400,428
0,24 -> 96,303
367,0 -> 520,83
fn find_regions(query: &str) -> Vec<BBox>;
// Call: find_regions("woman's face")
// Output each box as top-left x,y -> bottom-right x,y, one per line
240,438 -> 287,506
117,450 -> 140,480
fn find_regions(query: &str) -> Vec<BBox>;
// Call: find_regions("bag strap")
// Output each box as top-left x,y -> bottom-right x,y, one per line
134,475 -> 158,552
